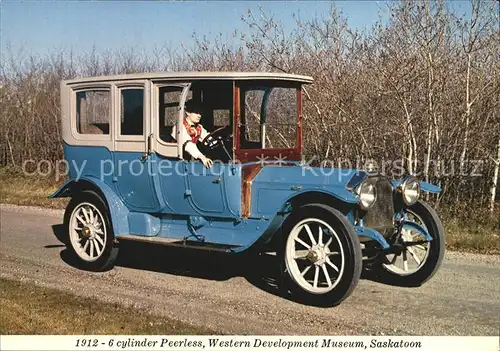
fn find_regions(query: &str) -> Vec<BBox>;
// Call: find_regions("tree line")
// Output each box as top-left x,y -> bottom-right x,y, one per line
0,0 -> 498,217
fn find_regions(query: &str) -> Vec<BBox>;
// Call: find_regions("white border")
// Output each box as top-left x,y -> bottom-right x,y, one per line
1,335 -> 498,351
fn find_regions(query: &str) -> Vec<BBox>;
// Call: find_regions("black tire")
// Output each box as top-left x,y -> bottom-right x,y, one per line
280,204 -> 362,307
64,190 -> 119,271
53,223 -> 70,245
375,201 -> 445,287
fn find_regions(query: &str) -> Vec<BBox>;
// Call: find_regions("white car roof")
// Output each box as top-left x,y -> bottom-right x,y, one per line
63,71 -> 314,85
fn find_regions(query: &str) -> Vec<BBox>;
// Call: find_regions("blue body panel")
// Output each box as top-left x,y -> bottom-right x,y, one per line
64,144 -> 114,184
114,151 -> 160,212
153,154 -> 242,218
155,215 -> 278,248
51,145 -> 440,251
249,166 -> 359,218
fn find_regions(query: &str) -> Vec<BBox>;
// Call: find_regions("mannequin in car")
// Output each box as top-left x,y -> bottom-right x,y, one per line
171,99 -> 213,168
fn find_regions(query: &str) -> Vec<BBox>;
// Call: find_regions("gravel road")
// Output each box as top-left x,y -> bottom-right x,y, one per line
1,204 -> 499,335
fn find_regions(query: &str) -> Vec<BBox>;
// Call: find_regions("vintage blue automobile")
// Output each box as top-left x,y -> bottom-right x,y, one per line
51,72 -> 445,306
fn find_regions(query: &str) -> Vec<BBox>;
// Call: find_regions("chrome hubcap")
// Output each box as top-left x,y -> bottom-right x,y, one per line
307,245 -> 329,266
82,226 -> 92,238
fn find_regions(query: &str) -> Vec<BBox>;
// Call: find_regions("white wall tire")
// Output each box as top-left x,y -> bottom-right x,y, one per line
64,191 -> 119,271
281,204 -> 362,306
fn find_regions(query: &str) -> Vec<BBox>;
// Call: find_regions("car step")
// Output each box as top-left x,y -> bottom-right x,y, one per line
117,234 -> 239,253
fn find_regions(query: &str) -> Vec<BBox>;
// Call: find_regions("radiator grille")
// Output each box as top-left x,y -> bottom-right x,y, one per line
362,177 -> 395,231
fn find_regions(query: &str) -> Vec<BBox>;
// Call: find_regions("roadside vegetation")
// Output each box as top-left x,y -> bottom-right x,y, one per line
0,278 -> 214,334
444,217 -> 499,255
0,167 -> 67,209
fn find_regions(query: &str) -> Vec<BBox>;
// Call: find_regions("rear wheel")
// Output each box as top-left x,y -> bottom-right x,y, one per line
64,191 -> 119,271
281,204 -> 362,306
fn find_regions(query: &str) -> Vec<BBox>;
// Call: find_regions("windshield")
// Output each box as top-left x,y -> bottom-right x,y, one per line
240,85 -> 298,150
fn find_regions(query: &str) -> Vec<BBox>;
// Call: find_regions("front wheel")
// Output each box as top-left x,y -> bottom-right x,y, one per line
64,191 -> 119,271
375,201 -> 445,286
281,204 -> 362,306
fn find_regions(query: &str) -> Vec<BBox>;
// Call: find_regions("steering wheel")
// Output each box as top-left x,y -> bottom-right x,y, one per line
202,126 -> 232,151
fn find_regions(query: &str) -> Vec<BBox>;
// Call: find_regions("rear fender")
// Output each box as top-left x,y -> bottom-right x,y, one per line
49,177 -> 130,235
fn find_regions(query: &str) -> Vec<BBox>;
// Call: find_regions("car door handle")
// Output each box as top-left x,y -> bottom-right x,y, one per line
140,133 -> 154,162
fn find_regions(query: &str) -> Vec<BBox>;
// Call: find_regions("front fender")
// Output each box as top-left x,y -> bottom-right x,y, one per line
49,177 -> 130,235
239,188 -> 358,252
355,226 -> 390,249
391,180 -> 441,194
290,187 -> 359,204
402,220 -> 433,241
419,181 -> 441,194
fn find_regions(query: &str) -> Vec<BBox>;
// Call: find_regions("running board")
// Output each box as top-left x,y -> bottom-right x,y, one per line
117,234 -> 239,253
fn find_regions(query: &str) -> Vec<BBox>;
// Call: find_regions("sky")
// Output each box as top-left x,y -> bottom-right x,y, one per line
1,1 -> 389,58
1,1 -> 474,58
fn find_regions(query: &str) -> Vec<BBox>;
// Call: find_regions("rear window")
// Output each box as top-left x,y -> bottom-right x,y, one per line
75,89 -> 110,135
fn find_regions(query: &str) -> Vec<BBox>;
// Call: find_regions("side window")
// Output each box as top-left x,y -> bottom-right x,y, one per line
264,87 -> 297,149
76,90 -> 110,135
213,109 -> 231,128
240,87 -> 297,149
242,89 -> 265,145
120,88 -> 144,136
159,86 -> 192,143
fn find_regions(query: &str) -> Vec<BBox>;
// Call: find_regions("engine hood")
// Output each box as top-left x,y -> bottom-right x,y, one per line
244,164 -> 364,218
242,162 -> 441,219
252,164 -> 365,190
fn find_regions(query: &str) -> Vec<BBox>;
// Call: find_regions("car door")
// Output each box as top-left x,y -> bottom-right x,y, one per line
113,81 -> 161,212
151,83 -> 193,215
151,82 -> 241,218
185,161 -> 226,213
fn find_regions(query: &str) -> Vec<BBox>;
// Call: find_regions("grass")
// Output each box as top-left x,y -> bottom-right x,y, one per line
1,166 -> 498,254
0,167 -> 68,209
443,216 -> 499,255
0,278 -> 215,334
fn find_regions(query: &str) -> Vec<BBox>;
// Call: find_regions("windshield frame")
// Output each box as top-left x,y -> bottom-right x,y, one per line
234,81 -> 303,164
